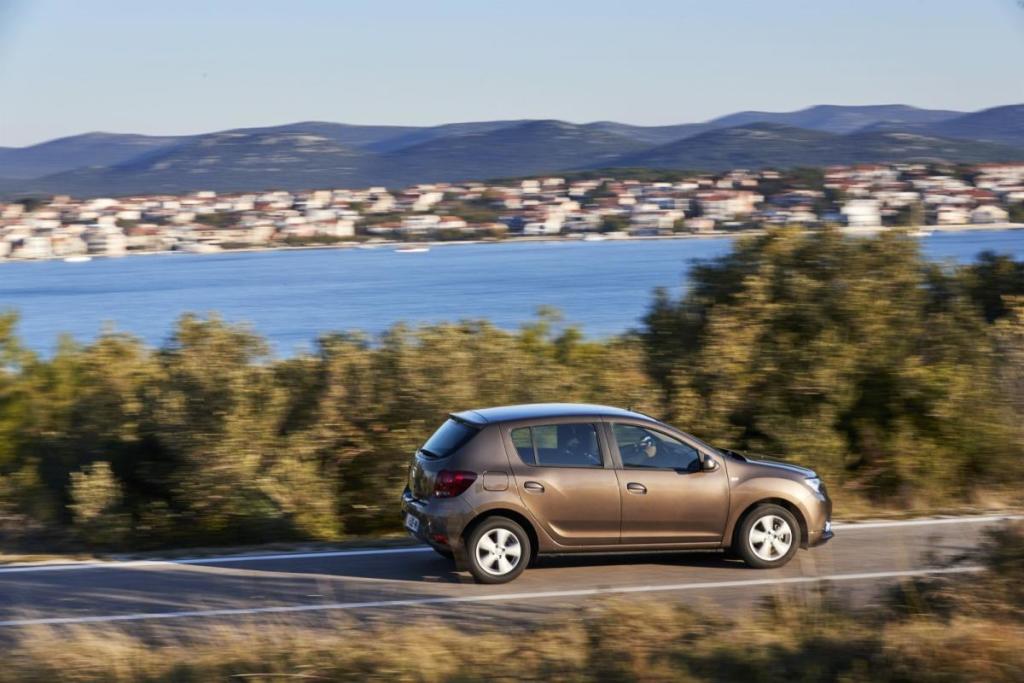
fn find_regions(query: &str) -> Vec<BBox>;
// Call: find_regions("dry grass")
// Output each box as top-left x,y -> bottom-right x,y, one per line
4,590 -> 1021,682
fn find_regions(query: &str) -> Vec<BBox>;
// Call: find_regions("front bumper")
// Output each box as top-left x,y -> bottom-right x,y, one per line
808,518 -> 833,547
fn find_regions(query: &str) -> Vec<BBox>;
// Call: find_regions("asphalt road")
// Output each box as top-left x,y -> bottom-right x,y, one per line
0,515 -> 1016,631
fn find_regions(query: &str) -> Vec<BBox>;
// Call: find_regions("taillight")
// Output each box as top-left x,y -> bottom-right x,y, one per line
433,470 -> 477,498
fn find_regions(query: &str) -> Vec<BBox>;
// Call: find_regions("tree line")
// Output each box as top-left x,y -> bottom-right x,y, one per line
1,227 -> 1021,549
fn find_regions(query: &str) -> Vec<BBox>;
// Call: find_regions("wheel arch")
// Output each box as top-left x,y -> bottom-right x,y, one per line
462,508 -> 540,562
727,497 -> 809,549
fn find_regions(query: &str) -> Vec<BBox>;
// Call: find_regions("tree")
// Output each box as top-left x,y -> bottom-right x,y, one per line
1009,202 -> 1024,224
642,227 -> 1022,504
69,462 -> 129,545
599,215 -> 630,233
195,212 -> 242,228
961,251 -> 1024,323
892,201 -> 924,227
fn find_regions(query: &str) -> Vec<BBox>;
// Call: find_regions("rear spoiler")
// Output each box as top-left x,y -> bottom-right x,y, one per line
450,410 -> 488,426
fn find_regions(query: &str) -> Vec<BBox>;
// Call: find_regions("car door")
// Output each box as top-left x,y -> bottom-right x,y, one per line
504,421 -> 621,546
608,422 -> 729,544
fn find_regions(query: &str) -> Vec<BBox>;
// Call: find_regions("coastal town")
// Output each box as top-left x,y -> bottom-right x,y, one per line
2,162 -> 1024,261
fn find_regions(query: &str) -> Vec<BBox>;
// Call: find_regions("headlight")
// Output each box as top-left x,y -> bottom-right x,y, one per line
804,476 -> 824,495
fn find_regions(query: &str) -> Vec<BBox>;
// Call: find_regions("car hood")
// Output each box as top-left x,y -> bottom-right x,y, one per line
743,457 -> 817,478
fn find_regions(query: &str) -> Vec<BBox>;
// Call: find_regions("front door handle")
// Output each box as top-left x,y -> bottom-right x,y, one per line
523,481 -> 545,493
626,482 -> 647,494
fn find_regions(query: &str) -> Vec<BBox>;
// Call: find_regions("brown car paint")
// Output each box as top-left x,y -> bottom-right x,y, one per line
401,404 -> 832,573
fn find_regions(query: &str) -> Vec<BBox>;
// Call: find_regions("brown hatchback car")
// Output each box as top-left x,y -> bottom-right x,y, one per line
402,404 -> 832,583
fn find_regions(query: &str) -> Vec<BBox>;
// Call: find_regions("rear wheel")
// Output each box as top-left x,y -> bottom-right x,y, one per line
466,517 -> 530,584
736,504 -> 799,569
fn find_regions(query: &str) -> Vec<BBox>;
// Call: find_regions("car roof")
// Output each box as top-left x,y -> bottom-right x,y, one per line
451,403 -> 659,426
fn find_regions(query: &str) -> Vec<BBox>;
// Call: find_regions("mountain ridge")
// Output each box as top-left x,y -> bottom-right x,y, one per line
3,104 -> 1022,197
611,123 -> 1024,172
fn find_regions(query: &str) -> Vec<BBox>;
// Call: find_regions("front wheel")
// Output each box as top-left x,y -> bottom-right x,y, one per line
736,504 -> 799,569
466,517 -> 530,584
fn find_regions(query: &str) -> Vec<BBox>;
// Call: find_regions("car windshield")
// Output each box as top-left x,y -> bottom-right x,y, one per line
420,418 -> 479,458
675,430 -> 724,457
636,416 -> 724,457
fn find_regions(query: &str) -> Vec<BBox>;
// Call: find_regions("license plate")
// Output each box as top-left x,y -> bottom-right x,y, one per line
405,513 -> 420,533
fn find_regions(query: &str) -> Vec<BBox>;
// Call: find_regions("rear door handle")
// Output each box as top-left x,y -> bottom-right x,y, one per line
523,481 -> 545,493
626,482 -> 647,494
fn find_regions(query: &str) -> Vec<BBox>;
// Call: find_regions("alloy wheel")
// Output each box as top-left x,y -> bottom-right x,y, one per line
474,526 -> 522,576
748,514 -> 793,562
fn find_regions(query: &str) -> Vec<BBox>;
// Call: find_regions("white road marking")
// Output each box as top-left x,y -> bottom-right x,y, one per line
0,513 -> 1017,575
0,546 -> 433,574
831,514 -> 1021,530
0,565 -> 983,628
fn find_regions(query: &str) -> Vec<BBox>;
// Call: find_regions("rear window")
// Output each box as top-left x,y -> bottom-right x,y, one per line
420,419 -> 479,459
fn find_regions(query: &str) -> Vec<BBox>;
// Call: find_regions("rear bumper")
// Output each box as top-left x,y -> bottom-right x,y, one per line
400,487 -> 472,553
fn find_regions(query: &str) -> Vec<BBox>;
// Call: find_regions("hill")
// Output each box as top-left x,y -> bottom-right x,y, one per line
0,132 -> 188,179
19,131 -> 371,196
707,104 -> 964,134
225,121 -> 422,149
2,104 -> 1022,197
924,104 -> 1024,148
609,124 -> 1024,171
365,119 -> 651,186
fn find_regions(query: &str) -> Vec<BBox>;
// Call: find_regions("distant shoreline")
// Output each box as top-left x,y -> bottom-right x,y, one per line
2,222 -> 1023,265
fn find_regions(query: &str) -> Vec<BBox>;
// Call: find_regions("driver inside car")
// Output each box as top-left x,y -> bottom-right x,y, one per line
624,431 -> 698,470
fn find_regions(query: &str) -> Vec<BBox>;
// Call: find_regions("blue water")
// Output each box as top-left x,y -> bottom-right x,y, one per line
1,230 -> 1023,355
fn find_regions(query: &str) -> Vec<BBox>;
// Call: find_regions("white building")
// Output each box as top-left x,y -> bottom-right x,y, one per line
684,217 -> 716,234
52,234 -> 89,257
85,226 -> 128,256
935,206 -> 969,225
630,203 -> 683,231
841,199 -> 882,227
970,205 -> 1009,224
562,213 -> 601,232
522,220 -> 561,235
400,214 -> 442,232
698,191 -> 763,221
316,219 -> 355,238
15,236 -> 54,259
412,192 -> 444,212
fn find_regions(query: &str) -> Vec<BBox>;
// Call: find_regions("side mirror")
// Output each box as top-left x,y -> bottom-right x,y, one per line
702,455 -> 719,472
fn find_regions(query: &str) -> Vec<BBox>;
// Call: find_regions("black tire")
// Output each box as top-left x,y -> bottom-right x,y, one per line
466,516 -> 531,584
736,504 -> 800,569
432,547 -> 454,560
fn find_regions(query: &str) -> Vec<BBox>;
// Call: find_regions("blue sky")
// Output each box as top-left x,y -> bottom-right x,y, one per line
1,0 -> 1022,146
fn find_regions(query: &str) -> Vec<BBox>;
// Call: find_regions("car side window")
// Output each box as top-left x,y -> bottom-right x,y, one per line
510,427 -> 535,464
613,423 -> 700,472
509,423 -> 603,468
